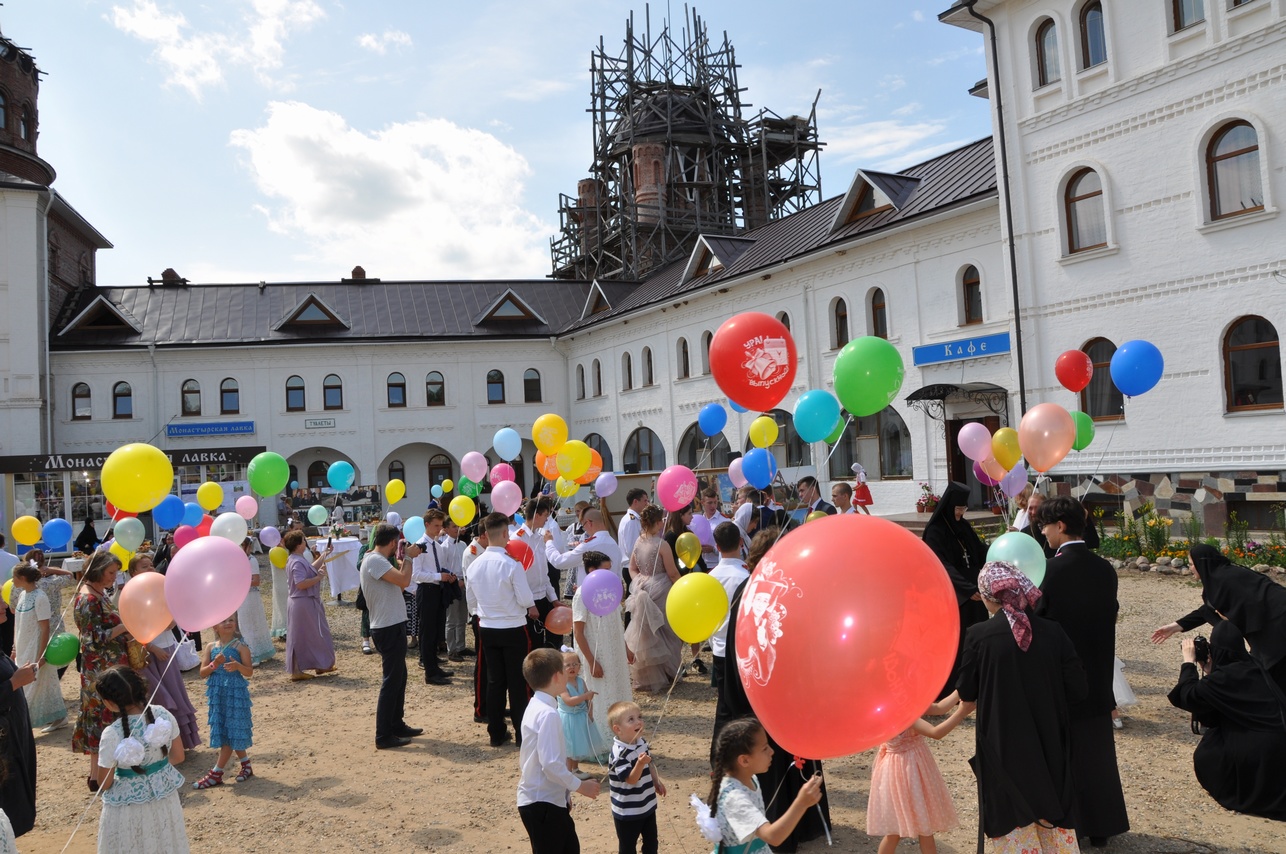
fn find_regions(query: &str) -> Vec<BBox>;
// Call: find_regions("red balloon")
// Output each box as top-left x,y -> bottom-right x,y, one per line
1054,349 -> 1094,393
709,312 -> 798,413
103,499 -> 138,520
196,514 -> 214,537
735,515 -> 959,760
505,539 -> 534,570
545,605 -> 573,635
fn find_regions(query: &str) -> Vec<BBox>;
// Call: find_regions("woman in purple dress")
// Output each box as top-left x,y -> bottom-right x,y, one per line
281,531 -> 337,682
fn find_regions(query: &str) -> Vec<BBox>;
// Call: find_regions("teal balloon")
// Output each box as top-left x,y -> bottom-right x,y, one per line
44,632 -> 80,667
832,336 -> 905,417
307,504 -> 328,525
327,461 -> 355,492
247,452 -> 290,497
792,390 -> 842,443
986,532 -> 1048,586
459,478 -> 481,498
1071,410 -> 1095,452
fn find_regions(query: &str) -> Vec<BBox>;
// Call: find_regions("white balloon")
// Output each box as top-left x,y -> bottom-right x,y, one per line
210,511 -> 250,544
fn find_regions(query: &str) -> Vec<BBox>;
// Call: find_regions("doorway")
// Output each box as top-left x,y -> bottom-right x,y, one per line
946,415 -> 1000,509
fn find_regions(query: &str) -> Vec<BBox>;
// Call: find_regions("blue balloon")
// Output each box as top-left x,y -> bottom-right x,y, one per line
431,484 -> 444,498
327,461 -> 355,492
153,495 -> 185,529
742,448 -> 778,489
182,502 -> 204,527
403,516 -> 426,543
697,403 -> 727,437
290,480 -> 299,490
793,389 -> 842,443
42,518 -> 73,550
1109,339 -> 1164,397
493,427 -> 523,461
729,399 -> 749,414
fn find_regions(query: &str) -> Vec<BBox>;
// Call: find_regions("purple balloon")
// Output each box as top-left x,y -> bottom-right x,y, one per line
595,471 -> 618,497
1001,462 -> 1029,498
973,459 -> 1001,487
581,569 -> 624,616
258,526 -> 281,548
689,513 -> 714,547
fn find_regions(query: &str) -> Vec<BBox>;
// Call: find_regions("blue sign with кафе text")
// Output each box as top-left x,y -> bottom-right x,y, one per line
912,332 -> 1011,367
166,421 -> 256,438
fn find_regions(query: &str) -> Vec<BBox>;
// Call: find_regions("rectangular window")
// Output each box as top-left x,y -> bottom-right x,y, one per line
963,281 -> 983,325
1173,0 -> 1205,30
286,388 -> 305,412
221,388 -> 240,414
324,387 -> 343,410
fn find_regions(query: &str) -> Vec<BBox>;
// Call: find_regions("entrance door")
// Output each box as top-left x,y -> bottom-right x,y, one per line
946,416 -> 1000,509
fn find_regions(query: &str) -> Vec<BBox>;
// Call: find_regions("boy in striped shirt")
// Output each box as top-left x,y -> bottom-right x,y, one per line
607,701 -> 666,854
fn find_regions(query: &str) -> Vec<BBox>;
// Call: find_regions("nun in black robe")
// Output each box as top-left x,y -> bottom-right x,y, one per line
1190,544 -> 1286,697
922,482 -> 989,698
713,578 -> 831,852
0,654 -> 37,837
1168,620 -> 1286,821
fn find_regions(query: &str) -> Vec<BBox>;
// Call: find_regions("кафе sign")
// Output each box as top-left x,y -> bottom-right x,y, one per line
0,446 -> 267,474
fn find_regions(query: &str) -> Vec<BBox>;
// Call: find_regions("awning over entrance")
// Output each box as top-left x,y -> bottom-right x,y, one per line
905,381 -> 1009,424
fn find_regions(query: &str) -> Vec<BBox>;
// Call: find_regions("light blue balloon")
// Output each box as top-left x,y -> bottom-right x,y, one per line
42,518 -> 73,550
290,481 -> 299,490
182,502 -> 204,527
431,484 -> 444,498
1109,339 -> 1164,397
986,532 -> 1048,586
792,389 -> 842,443
493,427 -> 523,461
154,495 -> 185,529
697,403 -> 727,437
327,460 -> 355,492
729,399 -> 749,414
742,448 -> 778,490
403,516 -> 426,543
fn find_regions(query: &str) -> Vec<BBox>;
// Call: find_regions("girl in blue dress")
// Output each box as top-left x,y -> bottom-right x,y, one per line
193,616 -> 254,789
557,650 -> 608,772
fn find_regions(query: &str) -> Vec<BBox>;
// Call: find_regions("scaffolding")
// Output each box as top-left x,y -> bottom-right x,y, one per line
550,6 -> 824,281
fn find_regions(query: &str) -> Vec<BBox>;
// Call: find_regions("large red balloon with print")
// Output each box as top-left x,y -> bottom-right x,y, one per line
709,312 -> 798,413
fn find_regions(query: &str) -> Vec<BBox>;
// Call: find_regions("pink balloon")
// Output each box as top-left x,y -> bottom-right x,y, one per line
973,459 -> 1001,487
689,513 -> 713,547
957,422 -> 993,461
173,525 -> 199,551
235,494 -> 259,521
491,480 -> 524,516
595,471 -> 617,497
489,463 -> 516,485
163,535 -> 252,632
258,526 -> 281,548
1018,403 -> 1076,473
728,457 -> 748,489
461,451 -> 489,483
657,465 -> 698,512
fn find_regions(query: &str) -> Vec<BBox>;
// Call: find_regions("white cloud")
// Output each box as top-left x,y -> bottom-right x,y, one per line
927,45 -> 985,66
912,11 -> 926,22
357,29 -> 413,55
229,101 -> 553,279
892,102 -> 922,117
824,119 -> 949,164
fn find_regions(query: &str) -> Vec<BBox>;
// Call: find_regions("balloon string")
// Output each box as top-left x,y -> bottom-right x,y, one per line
797,763 -> 834,846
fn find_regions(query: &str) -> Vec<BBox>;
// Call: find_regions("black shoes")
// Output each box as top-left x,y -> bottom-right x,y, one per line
489,731 -> 513,747
448,652 -> 466,662
395,725 -> 424,737
425,674 -> 452,686
375,736 -> 412,750
473,714 -> 489,724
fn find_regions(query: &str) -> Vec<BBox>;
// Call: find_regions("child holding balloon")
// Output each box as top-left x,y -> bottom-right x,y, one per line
10,564 -> 69,730
193,616 -> 254,789
557,650 -> 607,774
571,551 -> 633,745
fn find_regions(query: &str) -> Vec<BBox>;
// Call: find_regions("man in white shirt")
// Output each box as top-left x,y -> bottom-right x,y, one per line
616,488 -> 649,583
462,527 -> 491,723
536,496 -> 565,558
544,509 -> 621,598
467,512 -> 539,748
440,520 -> 470,662
410,509 -> 455,684
708,522 -> 750,692
359,523 -> 422,749
517,499 -> 560,649
831,482 -> 855,514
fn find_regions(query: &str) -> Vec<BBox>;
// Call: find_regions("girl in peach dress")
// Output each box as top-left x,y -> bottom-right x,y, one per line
866,699 -> 971,854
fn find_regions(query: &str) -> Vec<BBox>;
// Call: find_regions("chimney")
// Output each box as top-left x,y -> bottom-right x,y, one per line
350,266 -> 366,280
147,268 -> 188,286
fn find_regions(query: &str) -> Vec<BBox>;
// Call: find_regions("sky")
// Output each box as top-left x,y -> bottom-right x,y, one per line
3,1 -> 991,285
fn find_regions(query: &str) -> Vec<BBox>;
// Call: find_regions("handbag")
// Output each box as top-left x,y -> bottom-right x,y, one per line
126,638 -> 151,671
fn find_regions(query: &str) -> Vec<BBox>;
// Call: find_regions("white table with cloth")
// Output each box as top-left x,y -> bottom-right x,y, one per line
310,537 -> 362,598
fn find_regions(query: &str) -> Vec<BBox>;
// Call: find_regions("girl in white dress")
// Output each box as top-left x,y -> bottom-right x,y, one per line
11,564 -> 68,729
236,539 -> 275,664
570,551 -> 633,745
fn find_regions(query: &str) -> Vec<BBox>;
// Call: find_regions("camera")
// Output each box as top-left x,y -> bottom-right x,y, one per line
1193,635 -> 1210,666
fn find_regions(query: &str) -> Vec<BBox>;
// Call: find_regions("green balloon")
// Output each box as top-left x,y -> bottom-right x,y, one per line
307,504 -> 328,525
824,415 -> 847,444
1071,410 -> 1095,451
45,632 -> 80,667
832,336 -> 905,418
247,452 -> 290,497
459,477 -> 481,498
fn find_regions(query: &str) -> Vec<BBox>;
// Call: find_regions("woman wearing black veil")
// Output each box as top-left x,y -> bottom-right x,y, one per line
922,482 -> 989,698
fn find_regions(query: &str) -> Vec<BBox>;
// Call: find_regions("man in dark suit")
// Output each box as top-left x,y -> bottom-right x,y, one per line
1035,496 -> 1129,848
1019,492 -> 1055,558
796,476 -> 837,516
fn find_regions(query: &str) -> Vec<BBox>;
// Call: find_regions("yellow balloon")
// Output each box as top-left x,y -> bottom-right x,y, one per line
665,573 -> 730,643
442,479 -> 454,493
991,427 -> 1022,471
109,540 -> 133,564
11,515 -> 42,547
269,546 -> 289,568
556,440 -> 591,480
749,416 -> 779,449
101,443 -> 174,513
449,496 -> 476,527
0,580 -> 11,606
532,413 -> 569,456
385,479 -> 406,504
806,510 -> 828,523
196,481 -> 224,512
675,532 -> 702,569
555,477 -> 579,498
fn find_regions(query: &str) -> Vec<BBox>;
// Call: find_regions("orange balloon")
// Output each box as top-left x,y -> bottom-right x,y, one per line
575,450 -> 604,485
979,457 -> 1007,482
1017,403 -> 1077,473
545,605 -> 574,635
118,572 -> 173,644
535,451 -> 560,480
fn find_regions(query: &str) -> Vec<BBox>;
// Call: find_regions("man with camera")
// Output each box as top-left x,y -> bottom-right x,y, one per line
360,522 -> 423,749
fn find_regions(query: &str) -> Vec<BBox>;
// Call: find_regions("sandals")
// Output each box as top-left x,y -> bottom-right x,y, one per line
290,672 -> 316,681
87,775 -> 100,793
193,768 -> 224,790
235,760 -> 253,782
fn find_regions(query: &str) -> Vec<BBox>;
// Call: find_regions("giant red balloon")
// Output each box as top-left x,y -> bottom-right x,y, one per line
505,539 -> 534,570
709,312 -> 798,413
103,499 -> 137,520
734,514 -> 959,760
1054,349 -> 1094,393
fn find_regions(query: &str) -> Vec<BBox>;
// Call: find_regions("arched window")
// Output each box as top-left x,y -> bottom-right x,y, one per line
286,376 -> 305,412
624,427 -> 665,472
622,353 -> 633,391
592,360 -> 603,397
1207,121 -> 1263,221
701,331 -> 713,374
1079,2 -> 1106,69
642,348 -> 654,386
388,460 -> 405,483
962,266 -> 983,325
72,382 -> 91,420
678,422 -> 735,469
524,369 -> 542,403
307,461 -> 329,489
1224,316 -> 1283,411
1081,338 -> 1124,421
1065,168 -> 1107,253
585,433 -> 614,472
870,288 -> 888,339
677,338 -> 690,379
323,374 -> 343,410
1035,18 -> 1060,87
181,379 -> 201,416
827,407 -> 913,480
387,372 -> 406,407
831,297 -> 850,348
1172,0 -> 1205,31
743,409 -> 808,469
112,382 -> 132,419
776,311 -> 791,331
220,378 -> 240,415
487,370 -> 505,404
576,364 -> 586,400
426,371 -> 445,406
429,454 -> 453,487
18,105 -> 31,141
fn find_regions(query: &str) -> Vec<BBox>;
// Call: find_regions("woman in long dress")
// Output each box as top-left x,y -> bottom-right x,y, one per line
282,531 -> 336,681
126,554 -> 200,751
623,505 -> 684,693
236,539 -> 275,665
571,580 -> 633,745
922,482 -> 989,698
10,565 -> 67,730
0,645 -> 37,839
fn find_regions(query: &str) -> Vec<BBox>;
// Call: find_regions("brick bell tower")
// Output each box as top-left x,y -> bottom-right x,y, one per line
0,28 -> 55,186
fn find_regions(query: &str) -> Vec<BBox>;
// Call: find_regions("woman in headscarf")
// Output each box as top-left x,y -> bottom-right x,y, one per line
954,561 -> 1086,853
922,482 -> 989,697
1168,620 -> 1286,820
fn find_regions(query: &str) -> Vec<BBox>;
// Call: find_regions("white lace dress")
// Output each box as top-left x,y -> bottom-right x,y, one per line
97,705 -> 190,854
0,810 -> 13,854
571,588 -> 632,745
13,588 -> 68,727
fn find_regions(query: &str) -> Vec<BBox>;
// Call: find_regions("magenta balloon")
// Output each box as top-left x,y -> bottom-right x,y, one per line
173,525 -> 199,551
595,471 -> 617,497
973,459 -> 1001,487
728,457 -> 748,489
163,535 -> 252,632
490,463 -> 516,485
656,465 -> 698,512
491,480 -> 524,516
461,451 -> 489,483
689,513 -> 714,547
957,422 -> 993,461
581,569 -> 624,616
258,526 -> 281,548
235,495 -> 259,521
